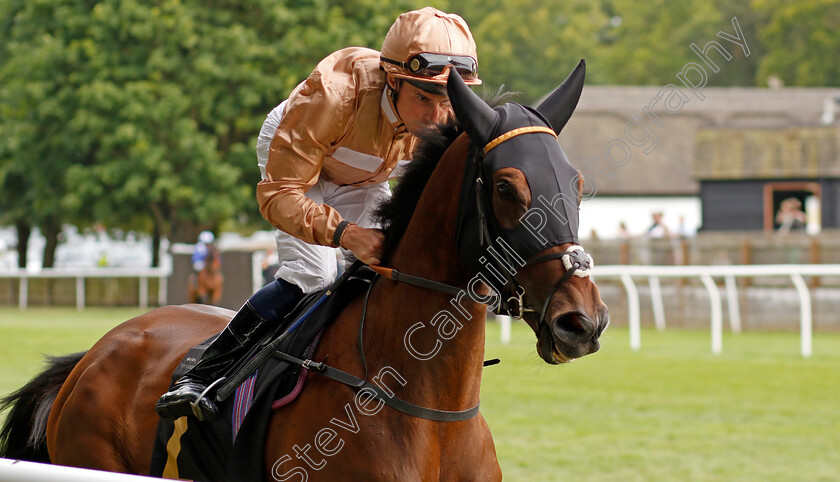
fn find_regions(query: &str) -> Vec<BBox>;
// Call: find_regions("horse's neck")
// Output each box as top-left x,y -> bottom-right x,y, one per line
370,135 -> 487,409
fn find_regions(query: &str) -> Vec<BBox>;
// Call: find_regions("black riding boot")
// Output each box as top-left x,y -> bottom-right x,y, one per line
155,278 -> 303,421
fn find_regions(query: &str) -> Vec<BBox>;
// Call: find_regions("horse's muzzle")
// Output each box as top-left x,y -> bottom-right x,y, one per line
538,307 -> 609,364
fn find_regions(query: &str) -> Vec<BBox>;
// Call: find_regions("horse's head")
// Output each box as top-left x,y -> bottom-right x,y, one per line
446,61 -> 609,364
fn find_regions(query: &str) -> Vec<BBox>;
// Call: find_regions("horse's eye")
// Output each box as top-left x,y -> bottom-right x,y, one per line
496,180 -> 517,201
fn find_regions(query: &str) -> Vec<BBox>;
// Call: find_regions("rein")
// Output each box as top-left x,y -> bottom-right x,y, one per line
272,269 -> 481,422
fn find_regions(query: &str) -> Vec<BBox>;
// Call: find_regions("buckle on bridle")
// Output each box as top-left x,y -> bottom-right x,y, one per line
504,286 -> 527,320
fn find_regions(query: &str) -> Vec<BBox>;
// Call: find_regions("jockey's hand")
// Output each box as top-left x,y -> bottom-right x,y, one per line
340,224 -> 385,265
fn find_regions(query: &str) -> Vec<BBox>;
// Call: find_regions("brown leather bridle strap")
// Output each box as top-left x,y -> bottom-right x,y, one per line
368,265 -> 463,298
367,244 -> 593,322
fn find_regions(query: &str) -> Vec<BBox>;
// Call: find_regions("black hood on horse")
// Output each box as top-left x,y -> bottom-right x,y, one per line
447,60 -> 586,273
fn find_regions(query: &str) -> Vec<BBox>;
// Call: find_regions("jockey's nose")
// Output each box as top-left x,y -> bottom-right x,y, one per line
433,104 -> 448,123
426,102 -> 450,125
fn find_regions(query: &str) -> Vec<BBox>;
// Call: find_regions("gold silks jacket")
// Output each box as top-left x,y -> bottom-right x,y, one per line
256,47 -> 417,247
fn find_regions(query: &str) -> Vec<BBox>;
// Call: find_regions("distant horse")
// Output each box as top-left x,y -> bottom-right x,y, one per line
188,245 -> 224,305
0,64 -> 608,480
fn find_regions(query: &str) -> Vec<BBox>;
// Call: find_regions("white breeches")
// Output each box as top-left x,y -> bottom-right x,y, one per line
273,179 -> 390,293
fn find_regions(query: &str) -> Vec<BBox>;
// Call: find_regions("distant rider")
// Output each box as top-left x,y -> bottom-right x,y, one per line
191,230 -> 216,272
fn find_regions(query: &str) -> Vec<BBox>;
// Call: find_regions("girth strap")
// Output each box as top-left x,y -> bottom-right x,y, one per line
271,350 -> 480,422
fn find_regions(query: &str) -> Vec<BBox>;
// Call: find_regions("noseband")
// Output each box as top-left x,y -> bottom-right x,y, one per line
371,126 -> 594,327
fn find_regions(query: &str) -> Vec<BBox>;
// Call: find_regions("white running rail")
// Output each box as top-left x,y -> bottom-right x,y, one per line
0,267 -> 170,310
0,458 -> 162,481
592,264 -> 840,358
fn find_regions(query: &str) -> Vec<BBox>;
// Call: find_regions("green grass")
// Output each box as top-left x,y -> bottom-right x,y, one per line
1,307 -> 839,481
483,321 -> 840,481
0,307 -> 147,395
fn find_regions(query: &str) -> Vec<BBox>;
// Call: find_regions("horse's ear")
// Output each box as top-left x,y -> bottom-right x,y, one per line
534,59 -> 585,134
447,68 -> 497,144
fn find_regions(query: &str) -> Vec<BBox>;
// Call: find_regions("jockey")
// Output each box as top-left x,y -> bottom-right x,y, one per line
156,7 -> 481,421
191,230 -> 216,272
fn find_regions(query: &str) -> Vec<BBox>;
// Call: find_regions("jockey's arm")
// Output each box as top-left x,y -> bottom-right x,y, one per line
256,74 -> 347,248
255,75 -> 385,265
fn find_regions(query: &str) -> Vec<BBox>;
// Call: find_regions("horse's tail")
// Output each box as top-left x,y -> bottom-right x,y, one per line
0,351 -> 86,462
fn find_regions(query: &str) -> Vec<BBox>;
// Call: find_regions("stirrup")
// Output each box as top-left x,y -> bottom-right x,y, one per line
189,377 -> 226,421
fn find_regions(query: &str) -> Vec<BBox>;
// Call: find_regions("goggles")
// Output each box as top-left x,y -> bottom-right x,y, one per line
381,52 -> 478,80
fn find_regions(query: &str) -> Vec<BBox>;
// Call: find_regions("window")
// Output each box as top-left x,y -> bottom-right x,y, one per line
763,182 -> 821,233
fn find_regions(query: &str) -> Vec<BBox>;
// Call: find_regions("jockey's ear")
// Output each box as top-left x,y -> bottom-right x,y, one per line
386,74 -> 399,91
386,74 -> 403,106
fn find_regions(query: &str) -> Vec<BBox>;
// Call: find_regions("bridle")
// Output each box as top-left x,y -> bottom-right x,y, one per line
371,125 -> 594,326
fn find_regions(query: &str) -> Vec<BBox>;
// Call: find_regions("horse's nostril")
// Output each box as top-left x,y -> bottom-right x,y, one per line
550,312 -> 596,360
553,312 -> 588,336
598,310 -> 610,336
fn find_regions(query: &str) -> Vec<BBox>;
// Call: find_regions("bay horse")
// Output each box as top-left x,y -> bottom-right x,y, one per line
188,245 -> 224,305
0,63 -> 608,480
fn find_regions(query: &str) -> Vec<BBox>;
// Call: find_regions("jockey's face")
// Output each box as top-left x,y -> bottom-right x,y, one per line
389,77 -> 452,136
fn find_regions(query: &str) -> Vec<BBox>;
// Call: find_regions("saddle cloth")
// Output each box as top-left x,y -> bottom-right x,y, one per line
149,268 -> 374,482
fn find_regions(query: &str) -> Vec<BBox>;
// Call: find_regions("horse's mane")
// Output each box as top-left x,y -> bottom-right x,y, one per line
372,88 -> 519,264
372,121 -> 462,263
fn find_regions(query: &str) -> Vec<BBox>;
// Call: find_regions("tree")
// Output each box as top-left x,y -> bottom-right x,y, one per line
594,0 -> 747,87
0,0 -> 92,267
449,0 -> 608,103
1,0 -> 419,267
753,0 -> 840,87
450,0 -> 766,101
712,0 -> 764,87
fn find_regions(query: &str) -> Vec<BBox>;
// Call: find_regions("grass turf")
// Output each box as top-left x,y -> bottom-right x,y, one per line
482,320 -> 840,481
1,307 -> 838,481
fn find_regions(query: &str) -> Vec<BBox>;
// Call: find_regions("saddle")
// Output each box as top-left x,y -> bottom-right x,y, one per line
149,263 -> 376,482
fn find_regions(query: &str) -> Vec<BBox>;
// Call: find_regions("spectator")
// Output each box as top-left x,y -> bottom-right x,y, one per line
646,212 -> 669,238
776,197 -> 806,235
675,215 -> 694,238
617,221 -> 631,239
